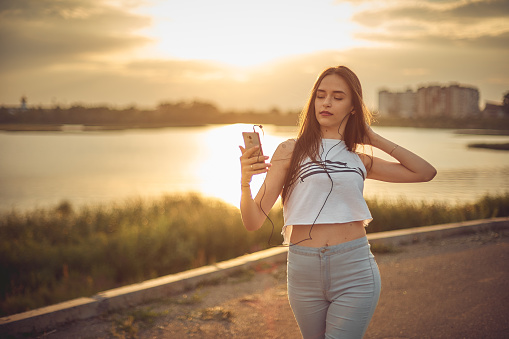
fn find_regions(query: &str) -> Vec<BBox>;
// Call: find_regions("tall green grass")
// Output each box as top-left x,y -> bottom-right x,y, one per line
1,192 -> 508,316
366,194 -> 509,233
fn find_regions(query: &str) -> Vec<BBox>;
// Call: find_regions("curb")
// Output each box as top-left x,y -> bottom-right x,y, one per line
1,217 -> 508,336
367,217 -> 509,246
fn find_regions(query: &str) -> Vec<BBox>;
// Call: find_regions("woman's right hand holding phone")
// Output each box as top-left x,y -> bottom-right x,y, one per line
239,145 -> 271,187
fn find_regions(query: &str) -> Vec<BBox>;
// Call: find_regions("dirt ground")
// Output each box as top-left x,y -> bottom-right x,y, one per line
26,230 -> 509,338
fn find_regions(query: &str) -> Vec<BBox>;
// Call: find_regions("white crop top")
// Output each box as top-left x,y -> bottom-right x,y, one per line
282,139 -> 372,245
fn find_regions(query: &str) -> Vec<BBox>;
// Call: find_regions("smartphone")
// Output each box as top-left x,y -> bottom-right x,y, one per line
242,132 -> 264,159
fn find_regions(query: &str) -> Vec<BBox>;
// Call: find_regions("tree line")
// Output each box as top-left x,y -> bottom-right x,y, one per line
0,100 -> 300,127
1,99 -> 508,130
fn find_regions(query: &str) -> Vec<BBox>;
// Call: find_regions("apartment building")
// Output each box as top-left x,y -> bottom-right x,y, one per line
379,83 -> 480,118
379,89 -> 416,118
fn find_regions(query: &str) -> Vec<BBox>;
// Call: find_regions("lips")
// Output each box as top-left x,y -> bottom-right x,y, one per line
320,110 -> 332,116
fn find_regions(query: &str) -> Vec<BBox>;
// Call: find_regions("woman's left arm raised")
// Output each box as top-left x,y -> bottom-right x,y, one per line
361,126 -> 437,183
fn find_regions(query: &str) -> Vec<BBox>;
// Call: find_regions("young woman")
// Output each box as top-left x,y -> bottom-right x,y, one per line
239,66 -> 436,338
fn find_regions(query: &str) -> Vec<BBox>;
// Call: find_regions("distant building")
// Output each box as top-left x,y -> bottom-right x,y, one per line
378,89 -> 416,118
379,83 -> 480,118
444,84 -> 480,117
20,96 -> 27,111
378,90 -> 396,117
416,85 -> 446,117
482,102 -> 504,118
399,89 -> 417,118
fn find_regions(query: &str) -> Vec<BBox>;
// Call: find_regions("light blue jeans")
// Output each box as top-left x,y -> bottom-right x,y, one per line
287,236 -> 381,339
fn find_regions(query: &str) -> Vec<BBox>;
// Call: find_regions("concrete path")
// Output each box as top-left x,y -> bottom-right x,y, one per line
366,230 -> 509,339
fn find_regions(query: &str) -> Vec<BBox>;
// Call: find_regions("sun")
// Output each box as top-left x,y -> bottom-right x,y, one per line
136,0 -> 363,67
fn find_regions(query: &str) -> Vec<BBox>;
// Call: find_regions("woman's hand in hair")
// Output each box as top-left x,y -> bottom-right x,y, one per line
363,123 -> 378,146
239,146 -> 271,185
360,125 -> 437,183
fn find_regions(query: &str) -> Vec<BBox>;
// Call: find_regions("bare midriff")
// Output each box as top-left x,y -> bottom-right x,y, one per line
290,221 -> 366,247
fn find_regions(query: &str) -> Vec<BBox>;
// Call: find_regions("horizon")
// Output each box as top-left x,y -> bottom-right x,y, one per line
6,79 -> 504,112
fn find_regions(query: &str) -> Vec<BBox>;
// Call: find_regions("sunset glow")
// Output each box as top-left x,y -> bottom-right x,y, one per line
0,0 -> 508,109
137,0 -> 364,67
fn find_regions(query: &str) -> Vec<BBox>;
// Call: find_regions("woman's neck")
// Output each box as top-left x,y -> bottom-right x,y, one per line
321,128 -> 345,140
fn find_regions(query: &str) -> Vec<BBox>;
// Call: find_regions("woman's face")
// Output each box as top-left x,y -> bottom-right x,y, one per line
314,74 -> 354,138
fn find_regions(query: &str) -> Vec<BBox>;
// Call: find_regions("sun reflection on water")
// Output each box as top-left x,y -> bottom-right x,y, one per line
194,124 -> 294,208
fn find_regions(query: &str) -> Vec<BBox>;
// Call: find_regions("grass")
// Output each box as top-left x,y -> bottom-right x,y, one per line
1,192 -> 508,317
366,193 -> 509,233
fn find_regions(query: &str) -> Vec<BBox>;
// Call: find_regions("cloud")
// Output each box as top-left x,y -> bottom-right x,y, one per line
0,0 -> 151,72
350,0 -> 509,51
353,0 -> 509,27
125,59 -> 234,82
446,0 -> 509,20
356,30 -> 509,50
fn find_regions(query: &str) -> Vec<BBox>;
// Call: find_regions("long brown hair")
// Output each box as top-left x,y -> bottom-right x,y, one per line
281,66 -> 373,204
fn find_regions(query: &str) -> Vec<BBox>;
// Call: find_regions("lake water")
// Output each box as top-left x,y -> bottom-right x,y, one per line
1,124 -> 508,213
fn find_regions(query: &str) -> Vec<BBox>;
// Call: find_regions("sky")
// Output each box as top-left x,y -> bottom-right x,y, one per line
1,0 -> 508,111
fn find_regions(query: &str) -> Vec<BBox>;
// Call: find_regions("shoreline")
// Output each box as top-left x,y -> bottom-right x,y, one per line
468,142 -> 509,151
0,123 -> 206,132
455,128 -> 509,136
2,122 -> 509,135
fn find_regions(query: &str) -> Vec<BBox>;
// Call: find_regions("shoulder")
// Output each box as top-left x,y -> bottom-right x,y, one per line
281,138 -> 296,150
272,139 -> 295,166
275,138 -> 296,154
